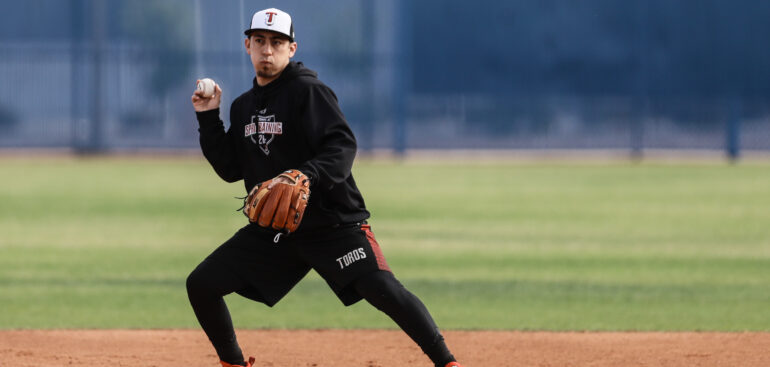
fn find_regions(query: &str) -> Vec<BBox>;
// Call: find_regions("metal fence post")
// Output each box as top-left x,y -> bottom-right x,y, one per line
726,97 -> 742,161
359,0 -> 375,154
392,0 -> 411,156
70,0 -> 84,151
79,0 -> 107,153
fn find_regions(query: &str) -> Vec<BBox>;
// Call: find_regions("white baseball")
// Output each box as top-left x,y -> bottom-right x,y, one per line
196,78 -> 216,98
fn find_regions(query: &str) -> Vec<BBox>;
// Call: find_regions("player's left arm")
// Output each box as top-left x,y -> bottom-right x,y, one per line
295,83 -> 357,189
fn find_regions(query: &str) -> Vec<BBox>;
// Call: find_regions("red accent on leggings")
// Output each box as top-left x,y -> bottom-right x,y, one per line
361,224 -> 391,272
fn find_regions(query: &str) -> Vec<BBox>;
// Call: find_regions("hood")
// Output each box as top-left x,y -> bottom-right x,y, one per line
252,61 -> 317,96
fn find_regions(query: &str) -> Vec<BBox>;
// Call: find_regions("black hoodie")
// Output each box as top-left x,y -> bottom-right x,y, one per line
196,61 -> 370,232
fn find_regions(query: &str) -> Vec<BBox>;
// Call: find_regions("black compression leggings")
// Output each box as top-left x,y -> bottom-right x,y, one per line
186,258 -> 247,366
353,271 -> 455,366
187,260 -> 453,367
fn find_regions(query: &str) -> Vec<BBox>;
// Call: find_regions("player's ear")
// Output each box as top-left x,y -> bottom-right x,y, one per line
244,37 -> 251,54
288,41 -> 297,58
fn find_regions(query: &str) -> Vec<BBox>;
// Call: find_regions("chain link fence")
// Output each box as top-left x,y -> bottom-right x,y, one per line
0,0 -> 768,158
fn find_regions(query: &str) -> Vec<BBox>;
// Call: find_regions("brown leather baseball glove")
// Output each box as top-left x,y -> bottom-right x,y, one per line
242,169 -> 310,233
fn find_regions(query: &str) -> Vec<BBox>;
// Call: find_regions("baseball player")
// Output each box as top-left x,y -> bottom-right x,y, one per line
187,8 -> 464,367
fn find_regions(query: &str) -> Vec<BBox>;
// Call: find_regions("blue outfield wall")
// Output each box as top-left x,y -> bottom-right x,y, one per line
0,0 -> 768,156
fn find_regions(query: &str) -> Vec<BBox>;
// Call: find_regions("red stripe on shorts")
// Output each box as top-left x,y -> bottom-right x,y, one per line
361,224 -> 391,272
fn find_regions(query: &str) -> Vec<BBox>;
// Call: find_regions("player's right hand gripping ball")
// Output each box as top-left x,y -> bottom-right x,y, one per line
243,170 -> 310,233
196,78 -> 216,98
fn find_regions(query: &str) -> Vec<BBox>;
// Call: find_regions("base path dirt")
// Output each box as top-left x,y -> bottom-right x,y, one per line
1,329 -> 768,367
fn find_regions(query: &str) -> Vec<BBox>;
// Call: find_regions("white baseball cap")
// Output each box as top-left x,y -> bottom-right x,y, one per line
244,8 -> 295,41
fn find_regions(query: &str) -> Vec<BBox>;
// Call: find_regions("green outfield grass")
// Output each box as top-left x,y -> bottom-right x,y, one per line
0,156 -> 769,331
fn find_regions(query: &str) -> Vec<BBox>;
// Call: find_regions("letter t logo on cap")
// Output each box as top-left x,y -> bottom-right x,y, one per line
265,11 -> 277,25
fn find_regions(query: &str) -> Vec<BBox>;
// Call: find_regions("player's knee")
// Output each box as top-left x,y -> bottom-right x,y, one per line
185,267 -> 204,297
355,271 -> 407,310
186,262 -> 216,299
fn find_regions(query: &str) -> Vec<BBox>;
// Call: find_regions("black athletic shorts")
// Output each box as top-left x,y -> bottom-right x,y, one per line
203,222 -> 391,307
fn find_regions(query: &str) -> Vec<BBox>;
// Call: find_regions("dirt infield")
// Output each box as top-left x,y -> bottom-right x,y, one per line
1,329 -> 768,366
